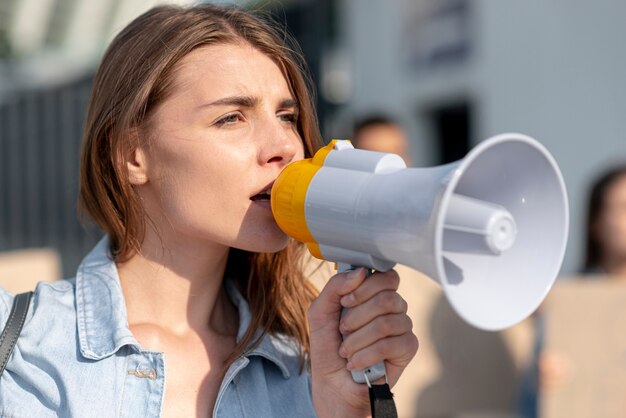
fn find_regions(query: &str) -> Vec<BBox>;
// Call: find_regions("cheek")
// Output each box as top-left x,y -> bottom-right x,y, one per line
600,210 -> 626,252
148,145 -> 248,229
614,212 -> 626,244
295,140 -> 306,160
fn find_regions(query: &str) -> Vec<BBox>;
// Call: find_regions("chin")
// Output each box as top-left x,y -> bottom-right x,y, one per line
236,229 -> 292,254
258,236 -> 292,253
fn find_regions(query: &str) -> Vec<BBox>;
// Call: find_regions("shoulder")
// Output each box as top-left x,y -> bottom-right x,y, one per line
32,279 -> 77,320
0,286 -> 12,322
0,279 -> 79,411
0,279 -> 76,325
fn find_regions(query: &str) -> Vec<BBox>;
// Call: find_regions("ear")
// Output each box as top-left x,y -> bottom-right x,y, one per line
127,146 -> 149,186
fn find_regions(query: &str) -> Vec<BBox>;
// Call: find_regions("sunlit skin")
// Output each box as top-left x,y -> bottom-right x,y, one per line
596,175 -> 626,278
119,41 -> 303,417
116,42 -> 417,417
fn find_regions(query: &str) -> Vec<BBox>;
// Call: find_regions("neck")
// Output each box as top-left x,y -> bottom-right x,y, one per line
600,255 -> 626,280
117,228 -> 236,337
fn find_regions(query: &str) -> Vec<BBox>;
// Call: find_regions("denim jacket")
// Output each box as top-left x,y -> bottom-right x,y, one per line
0,238 -> 316,417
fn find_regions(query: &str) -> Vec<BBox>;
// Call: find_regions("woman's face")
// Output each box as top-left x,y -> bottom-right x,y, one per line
131,42 -> 304,253
598,175 -> 626,260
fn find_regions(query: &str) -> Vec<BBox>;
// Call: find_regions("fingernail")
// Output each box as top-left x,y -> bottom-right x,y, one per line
339,345 -> 348,358
340,293 -> 355,307
339,321 -> 348,335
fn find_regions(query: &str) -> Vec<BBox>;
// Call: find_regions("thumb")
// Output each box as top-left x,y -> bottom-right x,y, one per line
308,267 -> 367,332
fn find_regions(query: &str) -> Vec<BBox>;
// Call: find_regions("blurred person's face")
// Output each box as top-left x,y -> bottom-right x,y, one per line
597,175 -> 626,262
128,42 -> 304,253
353,124 -> 411,165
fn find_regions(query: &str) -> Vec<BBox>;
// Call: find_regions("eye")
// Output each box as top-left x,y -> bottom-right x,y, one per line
214,113 -> 244,127
278,112 -> 298,124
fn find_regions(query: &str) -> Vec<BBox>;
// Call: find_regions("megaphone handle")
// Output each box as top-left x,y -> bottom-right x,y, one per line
338,263 -> 388,385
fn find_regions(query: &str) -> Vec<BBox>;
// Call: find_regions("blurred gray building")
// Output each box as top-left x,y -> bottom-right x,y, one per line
1,0 -> 626,277
325,0 -> 626,275
0,0 -> 198,276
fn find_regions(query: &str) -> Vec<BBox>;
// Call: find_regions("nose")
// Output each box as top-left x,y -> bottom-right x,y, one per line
258,119 -> 301,167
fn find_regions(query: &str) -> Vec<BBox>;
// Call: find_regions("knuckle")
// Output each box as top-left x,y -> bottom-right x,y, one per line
388,270 -> 400,288
329,270 -> 353,289
376,338 -> 392,356
376,316 -> 395,335
404,315 -> 414,331
410,334 -> 420,353
390,293 -> 407,313
326,273 -> 343,289
324,274 -> 336,287
400,297 -> 408,313
376,292 -> 396,311
375,270 -> 399,289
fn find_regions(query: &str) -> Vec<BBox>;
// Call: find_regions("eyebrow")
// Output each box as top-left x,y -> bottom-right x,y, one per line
197,96 -> 298,110
278,98 -> 298,109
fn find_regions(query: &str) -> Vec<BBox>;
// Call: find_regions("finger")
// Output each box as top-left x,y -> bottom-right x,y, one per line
346,333 -> 419,373
340,314 -> 413,359
340,291 -> 407,335
340,269 -> 399,309
308,268 -> 368,331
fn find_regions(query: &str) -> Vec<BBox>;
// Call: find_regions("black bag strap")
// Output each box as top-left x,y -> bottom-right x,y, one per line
0,291 -> 33,377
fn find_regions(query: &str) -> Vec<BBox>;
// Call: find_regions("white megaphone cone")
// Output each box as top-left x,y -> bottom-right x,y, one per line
271,133 -> 569,381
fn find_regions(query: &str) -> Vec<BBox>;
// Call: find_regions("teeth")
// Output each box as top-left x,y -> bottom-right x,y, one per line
251,188 -> 272,200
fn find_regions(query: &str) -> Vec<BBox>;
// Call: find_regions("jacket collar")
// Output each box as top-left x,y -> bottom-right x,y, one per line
75,237 -> 140,360
75,237 -> 295,378
225,279 -> 295,378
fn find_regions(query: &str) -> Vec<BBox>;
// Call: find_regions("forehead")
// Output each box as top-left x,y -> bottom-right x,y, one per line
357,125 -> 407,144
168,42 -> 293,102
605,175 -> 626,202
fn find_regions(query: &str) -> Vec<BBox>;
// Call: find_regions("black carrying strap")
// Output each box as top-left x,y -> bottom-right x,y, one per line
369,383 -> 398,418
0,292 -> 33,377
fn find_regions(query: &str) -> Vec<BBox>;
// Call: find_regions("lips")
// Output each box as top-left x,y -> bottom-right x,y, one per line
250,183 -> 273,202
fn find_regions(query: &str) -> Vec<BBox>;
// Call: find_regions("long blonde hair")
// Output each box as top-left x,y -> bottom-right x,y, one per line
79,4 -> 322,368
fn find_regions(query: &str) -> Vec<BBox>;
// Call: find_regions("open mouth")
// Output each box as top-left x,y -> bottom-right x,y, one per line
250,186 -> 272,202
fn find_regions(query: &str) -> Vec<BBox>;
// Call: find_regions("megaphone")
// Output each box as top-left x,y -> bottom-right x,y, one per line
271,133 -> 568,381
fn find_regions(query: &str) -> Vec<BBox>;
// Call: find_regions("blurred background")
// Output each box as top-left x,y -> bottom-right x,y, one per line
1,0 -> 625,417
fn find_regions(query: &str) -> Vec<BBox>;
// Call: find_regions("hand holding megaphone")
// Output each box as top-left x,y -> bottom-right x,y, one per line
271,133 -> 569,384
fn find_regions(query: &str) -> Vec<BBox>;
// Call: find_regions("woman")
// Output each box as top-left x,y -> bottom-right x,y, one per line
0,4 -> 418,417
517,165 -> 626,418
582,165 -> 626,276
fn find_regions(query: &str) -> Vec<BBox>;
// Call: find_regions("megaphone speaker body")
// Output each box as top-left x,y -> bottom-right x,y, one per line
272,133 -> 569,332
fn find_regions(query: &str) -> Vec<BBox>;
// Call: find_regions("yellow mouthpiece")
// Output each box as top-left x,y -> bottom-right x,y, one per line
271,141 -> 339,259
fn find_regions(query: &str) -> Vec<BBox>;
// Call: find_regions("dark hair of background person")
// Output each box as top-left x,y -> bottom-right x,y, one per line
583,165 -> 626,272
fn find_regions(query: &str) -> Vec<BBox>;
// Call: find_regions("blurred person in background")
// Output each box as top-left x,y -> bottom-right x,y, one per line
519,164 -> 626,418
539,163 -> 626,391
0,4 -> 418,417
352,114 -> 412,165
582,165 -> 626,277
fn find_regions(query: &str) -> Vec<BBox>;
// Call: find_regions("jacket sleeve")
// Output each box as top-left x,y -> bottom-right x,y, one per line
0,287 -> 15,328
